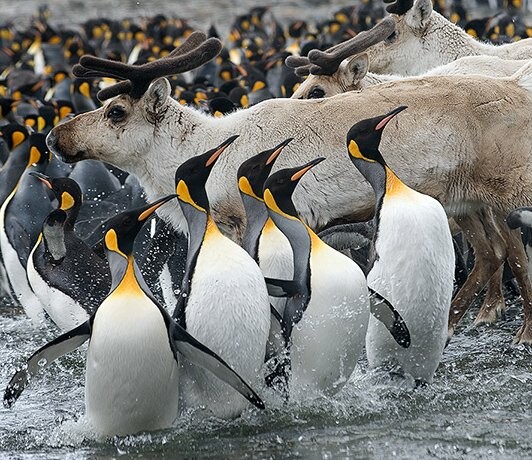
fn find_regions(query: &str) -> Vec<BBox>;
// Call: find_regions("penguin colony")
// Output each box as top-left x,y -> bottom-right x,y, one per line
0,1 -> 531,437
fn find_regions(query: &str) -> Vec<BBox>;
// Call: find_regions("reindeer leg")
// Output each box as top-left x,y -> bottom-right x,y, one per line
503,225 -> 532,344
448,211 -> 505,338
474,265 -> 505,325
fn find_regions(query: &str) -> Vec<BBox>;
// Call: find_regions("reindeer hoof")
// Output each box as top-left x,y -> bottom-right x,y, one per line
474,299 -> 506,326
447,325 -> 455,342
513,322 -> 532,345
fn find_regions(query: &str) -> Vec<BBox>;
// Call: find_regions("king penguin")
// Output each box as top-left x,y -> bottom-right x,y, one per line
173,136 -> 270,418
27,173 -> 111,331
237,139 -> 295,363
4,195 -> 264,437
346,106 -> 454,384
0,133 -> 53,320
262,159 -> 371,398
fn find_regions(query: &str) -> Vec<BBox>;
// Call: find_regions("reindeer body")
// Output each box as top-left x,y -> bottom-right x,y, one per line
48,71 -> 532,240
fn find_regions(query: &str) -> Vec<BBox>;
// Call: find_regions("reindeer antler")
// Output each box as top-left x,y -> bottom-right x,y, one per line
73,31 -> 222,101
285,17 -> 395,76
384,0 -> 415,15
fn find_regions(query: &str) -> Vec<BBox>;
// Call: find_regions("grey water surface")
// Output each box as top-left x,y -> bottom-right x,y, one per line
1,298 -> 531,459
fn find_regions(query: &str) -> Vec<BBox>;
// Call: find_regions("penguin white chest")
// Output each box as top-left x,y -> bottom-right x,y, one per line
290,243 -> 369,397
367,193 -> 454,383
180,232 -> 270,418
86,291 -> 179,436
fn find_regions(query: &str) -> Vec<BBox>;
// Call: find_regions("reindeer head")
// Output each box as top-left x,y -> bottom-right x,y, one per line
287,18 -> 394,99
46,32 -> 222,172
365,0 -> 435,75
291,54 -> 371,99
287,0 -> 436,91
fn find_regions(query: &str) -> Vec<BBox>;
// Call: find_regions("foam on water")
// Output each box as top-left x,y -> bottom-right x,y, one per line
1,297 -> 531,459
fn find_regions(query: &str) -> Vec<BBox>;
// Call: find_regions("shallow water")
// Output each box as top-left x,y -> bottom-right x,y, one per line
1,296 -> 531,459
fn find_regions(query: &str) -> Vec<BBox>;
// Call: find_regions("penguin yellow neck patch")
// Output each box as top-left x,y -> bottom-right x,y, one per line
176,180 -> 206,212
262,217 -> 277,234
60,192 -> 75,211
385,166 -> 411,198
348,140 -> 375,163
112,256 -> 144,297
204,215 -> 222,242
238,176 -> 263,201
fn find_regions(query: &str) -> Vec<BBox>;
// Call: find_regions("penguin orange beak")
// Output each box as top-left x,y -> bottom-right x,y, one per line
205,135 -> 239,167
290,157 -> 325,182
266,138 -> 294,165
137,194 -> 178,222
29,171 -> 52,189
375,105 -> 408,131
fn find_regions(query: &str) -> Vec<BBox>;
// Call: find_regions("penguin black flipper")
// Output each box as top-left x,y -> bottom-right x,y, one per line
265,277 -> 300,298
369,288 -> 411,348
3,319 -> 92,408
270,303 -> 283,326
281,294 -> 310,343
168,321 -> 265,410
5,217 -> 33,267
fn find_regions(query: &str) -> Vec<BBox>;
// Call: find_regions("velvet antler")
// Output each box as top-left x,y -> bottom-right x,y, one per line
285,17 -> 395,77
73,31 -> 222,101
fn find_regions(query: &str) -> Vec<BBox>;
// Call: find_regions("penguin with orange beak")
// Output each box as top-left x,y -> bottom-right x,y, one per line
4,196 -> 264,436
346,106 -> 454,384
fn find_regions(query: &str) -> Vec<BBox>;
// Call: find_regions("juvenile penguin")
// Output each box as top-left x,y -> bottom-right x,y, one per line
27,173 -> 111,330
346,106 -> 454,384
262,159 -> 370,398
4,196 -> 264,437
173,136 -> 270,418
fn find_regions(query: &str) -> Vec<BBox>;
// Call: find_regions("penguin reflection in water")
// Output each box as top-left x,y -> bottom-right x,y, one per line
346,107 -> 454,384
4,196 -> 264,437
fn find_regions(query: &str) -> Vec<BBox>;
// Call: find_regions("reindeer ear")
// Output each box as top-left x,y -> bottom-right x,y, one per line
343,54 -> 369,86
406,0 -> 432,31
145,77 -> 171,110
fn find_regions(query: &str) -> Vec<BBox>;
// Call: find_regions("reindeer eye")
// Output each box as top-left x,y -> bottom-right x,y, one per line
308,87 -> 325,99
107,106 -> 126,121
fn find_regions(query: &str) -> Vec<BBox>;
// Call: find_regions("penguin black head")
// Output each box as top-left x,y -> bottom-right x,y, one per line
237,138 -> 294,201
175,136 -> 239,212
346,106 -> 407,165
29,172 -> 82,213
28,133 -> 52,166
263,157 -> 325,219
104,194 -> 177,258
0,123 -> 29,150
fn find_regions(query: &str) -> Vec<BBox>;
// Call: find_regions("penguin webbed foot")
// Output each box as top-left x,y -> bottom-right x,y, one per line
265,350 -> 291,402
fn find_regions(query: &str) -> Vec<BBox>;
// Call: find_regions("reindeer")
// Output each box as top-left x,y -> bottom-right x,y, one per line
285,0 -> 532,340
45,36 -> 532,344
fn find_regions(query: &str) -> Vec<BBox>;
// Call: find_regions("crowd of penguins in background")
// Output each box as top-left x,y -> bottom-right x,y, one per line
0,0 -> 531,438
